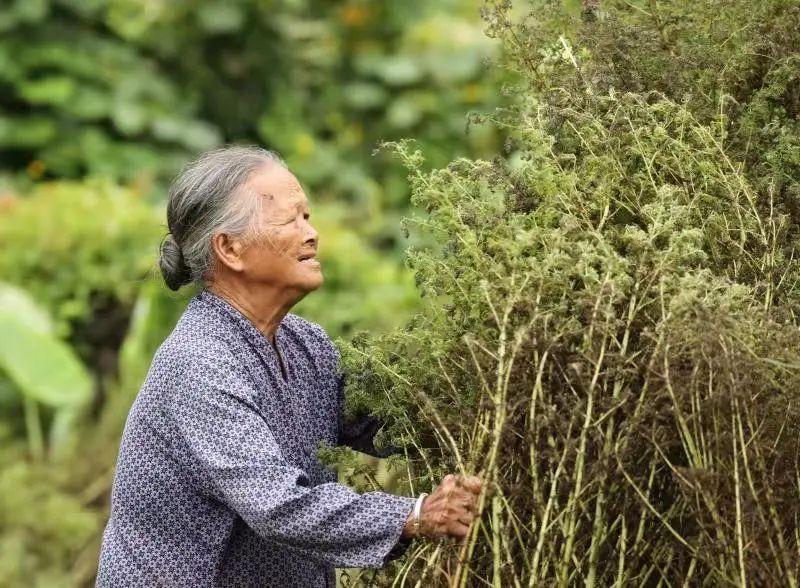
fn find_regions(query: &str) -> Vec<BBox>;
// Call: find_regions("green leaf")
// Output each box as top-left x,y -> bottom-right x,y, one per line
0,282 -> 53,336
196,3 -> 245,34
48,407 -> 81,458
65,85 -> 110,120
0,116 -> 57,148
0,0 -> 49,33
151,117 -> 220,150
343,82 -> 388,110
386,95 -> 423,129
112,100 -> 148,135
18,76 -> 76,105
118,279 -> 188,387
376,56 -> 424,86
0,308 -> 91,409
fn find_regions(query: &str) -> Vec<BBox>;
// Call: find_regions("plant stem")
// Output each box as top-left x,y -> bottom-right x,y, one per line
24,397 -> 45,462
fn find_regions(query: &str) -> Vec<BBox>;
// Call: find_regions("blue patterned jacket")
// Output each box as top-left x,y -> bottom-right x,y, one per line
97,291 -> 414,587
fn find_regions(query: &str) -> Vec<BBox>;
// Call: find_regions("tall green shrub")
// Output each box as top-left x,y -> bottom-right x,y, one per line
341,1 -> 800,585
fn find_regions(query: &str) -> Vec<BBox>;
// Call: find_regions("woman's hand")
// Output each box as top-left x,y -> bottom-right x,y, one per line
401,474 -> 484,540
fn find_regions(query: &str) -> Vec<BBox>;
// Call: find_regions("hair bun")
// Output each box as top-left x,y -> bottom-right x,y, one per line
159,234 -> 192,291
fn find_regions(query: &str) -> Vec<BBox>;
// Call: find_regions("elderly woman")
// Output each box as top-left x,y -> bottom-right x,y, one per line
96,146 -> 482,587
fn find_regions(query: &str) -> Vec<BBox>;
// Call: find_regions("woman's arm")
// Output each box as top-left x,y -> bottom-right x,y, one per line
167,357 -> 414,569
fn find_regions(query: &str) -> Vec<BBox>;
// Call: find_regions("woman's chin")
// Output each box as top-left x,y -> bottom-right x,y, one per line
300,270 -> 324,293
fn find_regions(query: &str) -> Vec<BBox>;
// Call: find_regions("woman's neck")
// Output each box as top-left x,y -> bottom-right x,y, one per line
208,281 -> 298,342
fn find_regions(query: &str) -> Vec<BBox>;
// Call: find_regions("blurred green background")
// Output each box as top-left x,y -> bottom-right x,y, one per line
0,0 -> 507,585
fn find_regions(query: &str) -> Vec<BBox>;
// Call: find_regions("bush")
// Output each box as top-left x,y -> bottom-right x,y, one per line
0,459 -> 102,588
0,180 -> 163,368
340,1 -> 800,585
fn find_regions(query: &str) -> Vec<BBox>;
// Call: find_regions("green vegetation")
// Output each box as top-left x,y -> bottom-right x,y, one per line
0,181 -> 163,336
0,0 -> 503,251
338,0 -> 800,585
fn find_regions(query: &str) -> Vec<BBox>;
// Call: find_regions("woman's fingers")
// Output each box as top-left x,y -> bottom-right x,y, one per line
458,475 -> 483,495
451,493 -> 477,513
448,521 -> 472,539
465,499 -> 480,515
456,510 -> 475,526
419,473 -> 488,540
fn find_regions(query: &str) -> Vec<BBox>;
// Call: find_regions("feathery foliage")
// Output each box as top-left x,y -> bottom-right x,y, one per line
338,1 -> 800,585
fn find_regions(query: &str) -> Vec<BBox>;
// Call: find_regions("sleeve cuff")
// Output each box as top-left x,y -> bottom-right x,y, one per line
378,494 -> 416,567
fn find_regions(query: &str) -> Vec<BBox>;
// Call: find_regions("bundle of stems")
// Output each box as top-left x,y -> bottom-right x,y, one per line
340,92 -> 800,586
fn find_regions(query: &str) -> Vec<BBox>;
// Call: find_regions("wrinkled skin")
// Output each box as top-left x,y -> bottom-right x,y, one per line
402,474 -> 485,540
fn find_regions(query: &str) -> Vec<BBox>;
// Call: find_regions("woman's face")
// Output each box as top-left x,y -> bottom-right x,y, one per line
237,164 -> 323,297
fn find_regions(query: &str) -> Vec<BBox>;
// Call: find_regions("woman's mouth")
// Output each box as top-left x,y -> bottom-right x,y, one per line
297,252 -> 320,267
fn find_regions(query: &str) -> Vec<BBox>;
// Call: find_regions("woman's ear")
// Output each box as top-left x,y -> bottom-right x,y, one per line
211,232 -> 246,273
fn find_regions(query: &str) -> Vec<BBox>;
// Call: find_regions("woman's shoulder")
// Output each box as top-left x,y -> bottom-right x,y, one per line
146,302 -> 253,396
284,312 -> 329,343
158,304 -> 239,361
283,313 -> 340,366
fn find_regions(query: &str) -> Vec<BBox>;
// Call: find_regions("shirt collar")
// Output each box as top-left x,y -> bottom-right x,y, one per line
193,289 -> 285,358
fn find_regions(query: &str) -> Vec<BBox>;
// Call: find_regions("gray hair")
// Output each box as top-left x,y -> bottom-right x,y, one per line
159,145 -> 285,291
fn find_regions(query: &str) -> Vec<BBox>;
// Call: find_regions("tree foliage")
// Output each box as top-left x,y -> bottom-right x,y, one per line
340,1 -> 800,585
0,0 -> 503,245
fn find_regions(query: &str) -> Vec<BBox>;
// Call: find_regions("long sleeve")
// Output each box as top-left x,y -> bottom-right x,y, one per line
166,356 -> 414,570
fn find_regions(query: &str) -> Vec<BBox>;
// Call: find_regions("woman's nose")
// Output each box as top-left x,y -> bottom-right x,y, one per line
304,220 -> 318,244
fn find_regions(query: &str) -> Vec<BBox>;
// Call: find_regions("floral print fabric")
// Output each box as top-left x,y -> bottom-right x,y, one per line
97,290 -> 414,587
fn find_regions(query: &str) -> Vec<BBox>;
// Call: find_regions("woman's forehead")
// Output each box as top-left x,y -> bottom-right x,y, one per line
248,165 -> 308,209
